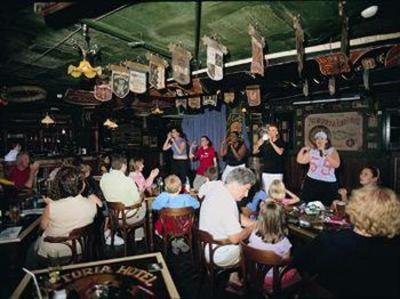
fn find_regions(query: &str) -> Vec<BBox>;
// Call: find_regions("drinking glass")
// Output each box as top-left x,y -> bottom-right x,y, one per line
9,205 -> 21,224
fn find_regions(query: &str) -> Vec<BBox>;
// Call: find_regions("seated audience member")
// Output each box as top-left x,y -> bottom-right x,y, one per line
199,167 -> 256,286
35,166 -> 97,258
4,143 -> 21,162
248,201 -> 299,290
337,165 -> 380,203
128,157 -> 159,194
79,163 -> 101,199
152,175 -> 200,254
204,166 -> 218,182
241,180 -> 267,218
266,179 -> 300,206
293,186 -> 400,298
100,154 -> 145,245
7,151 -> 39,189
48,157 -> 73,182
98,153 -> 111,174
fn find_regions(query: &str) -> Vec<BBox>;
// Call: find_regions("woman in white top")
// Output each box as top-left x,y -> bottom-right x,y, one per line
36,166 -> 97,258
296,129 -> 341,206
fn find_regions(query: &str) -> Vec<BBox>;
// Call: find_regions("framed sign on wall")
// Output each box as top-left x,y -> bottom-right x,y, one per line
304,112 -> 363,151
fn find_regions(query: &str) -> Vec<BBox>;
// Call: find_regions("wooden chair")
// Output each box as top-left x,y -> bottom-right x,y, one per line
159,207 -> 195,258
240,241 -> 301,298
43,222 -> 94,265
195,229 -> 241,297
107,201 -> 148,256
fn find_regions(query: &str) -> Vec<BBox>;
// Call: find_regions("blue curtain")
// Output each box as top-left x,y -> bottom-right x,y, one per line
182,105 -> 227,171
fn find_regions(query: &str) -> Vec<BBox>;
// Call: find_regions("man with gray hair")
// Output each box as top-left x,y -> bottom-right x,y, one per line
199,167 -> 256,286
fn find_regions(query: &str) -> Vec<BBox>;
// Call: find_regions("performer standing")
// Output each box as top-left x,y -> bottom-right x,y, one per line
163,127 -> 190,185
253,124 -> 285,193
220,131 -> 247,182
296,130 -> 341,206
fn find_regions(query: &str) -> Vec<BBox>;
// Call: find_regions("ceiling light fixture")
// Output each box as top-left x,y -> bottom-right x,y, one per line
151,100 -> 164,115
41,113 -> 55,125
361,5 -> 378,18
103,118 -> 118,129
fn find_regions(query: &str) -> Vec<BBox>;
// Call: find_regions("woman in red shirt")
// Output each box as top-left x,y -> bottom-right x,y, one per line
190,135 -> 217,191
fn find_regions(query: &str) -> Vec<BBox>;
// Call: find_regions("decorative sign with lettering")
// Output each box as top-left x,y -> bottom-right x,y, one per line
304,112 -> 363,151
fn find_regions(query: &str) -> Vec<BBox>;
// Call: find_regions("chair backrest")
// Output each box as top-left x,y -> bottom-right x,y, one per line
44,222 -> 94,264
240,241 -> 291,294
195,228 -> 233,268
107,201 -> 144,227
159,207 -> 195,237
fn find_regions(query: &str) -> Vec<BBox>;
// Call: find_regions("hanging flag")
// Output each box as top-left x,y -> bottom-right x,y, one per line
248,24 -> 265,76
94,83 -> 112,102
175,98 -> 188,109
224,92 -> 235,104
146,53 -> 169,90
169,44 -> 192,85
246,85 -> 261,106
202,36 -> 228,81
202,95 -> 217,106
125,61 -> 148,94
188,96 -> 201,109
293,15 -> 304,79
110,65 -> 130,98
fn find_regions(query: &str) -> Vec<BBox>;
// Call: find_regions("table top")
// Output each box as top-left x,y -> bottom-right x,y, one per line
11,252 -> 180,299
0,213 -> 42,244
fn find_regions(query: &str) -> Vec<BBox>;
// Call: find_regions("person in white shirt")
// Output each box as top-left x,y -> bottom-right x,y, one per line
4,143 -> 21,162
199,167 -> 256,287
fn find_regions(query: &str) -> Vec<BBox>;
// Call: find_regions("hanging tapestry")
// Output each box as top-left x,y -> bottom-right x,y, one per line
146,53 -> 168,90
125,61 -> 148,94
248,24 -> 265,76
203,95 -> 217,106
169,44 -> 192,85
293,15 -> 304,79
111,65 -> 130,98
246,85 -> 261,106
224,92 -> 235,104
202,36 -> 228,81
94,83 -> 112,102
175,98 -> 187,109
188,97 -> 201,109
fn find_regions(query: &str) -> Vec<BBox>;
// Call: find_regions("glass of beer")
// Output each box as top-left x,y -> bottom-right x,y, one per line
336,201 -> 346,219
9,205 -> 21,224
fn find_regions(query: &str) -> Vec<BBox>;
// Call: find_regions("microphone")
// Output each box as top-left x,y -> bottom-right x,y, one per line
319,150 -> 323,157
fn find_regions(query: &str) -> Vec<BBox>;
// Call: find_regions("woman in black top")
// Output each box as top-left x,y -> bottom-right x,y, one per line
220,131 -> 247,182
253,124 -> 285,194
293,186 -> 400,298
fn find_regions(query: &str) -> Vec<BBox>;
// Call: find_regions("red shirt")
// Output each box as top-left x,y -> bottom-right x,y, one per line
8,166 -> 30,189
194,147 -> 216,175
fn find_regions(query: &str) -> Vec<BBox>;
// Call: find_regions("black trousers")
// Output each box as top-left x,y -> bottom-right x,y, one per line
300,176 -> 339,207
171,159 -> 190,184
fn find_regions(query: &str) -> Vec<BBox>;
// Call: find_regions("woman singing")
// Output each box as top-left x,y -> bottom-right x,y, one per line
253,124 -> 285,193
220,131 -> 247,182
163,127 -> 190,185
296,129 -> 340,206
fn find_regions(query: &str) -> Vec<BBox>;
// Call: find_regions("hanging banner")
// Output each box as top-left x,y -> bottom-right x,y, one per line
202,36 -> 228,81
188,96 -> 201,109
169,44 -> 192,85
110,65 -> 130,98
224,92 -> 235,104
246,85 -> 261,106
248,24 -> 265,76
146,53 -> 169,90
94,83 -> 112,102
304,112 -> 363,151
124,61 -> 148,94
202,95 -> 217,107
293,15 -> 304,78
175,98 -> 187,109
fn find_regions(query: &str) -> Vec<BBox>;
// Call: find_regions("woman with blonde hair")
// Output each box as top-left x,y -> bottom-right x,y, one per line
293,186 -> 400,298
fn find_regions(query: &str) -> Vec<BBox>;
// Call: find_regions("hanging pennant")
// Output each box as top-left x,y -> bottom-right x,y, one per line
248,24 -> 265,76
146,53 -> 169,90
125,61 -> 148,94
188,96 -> 201,109
175,98 -> 188,109
246,85 -> 261,107
169,44 -> 192,85
293,15 -> 304,79
110,65 -> 130,98
302,79 -> 309,97
94,83 -> 112,102
224,92 -> 235,104
339,0 -> 349,59
202,36 -> 228,81
328,77 -> 336,96
202,95 -> 217,106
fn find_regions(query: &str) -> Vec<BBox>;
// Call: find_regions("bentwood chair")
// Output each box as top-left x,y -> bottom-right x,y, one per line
159,207 -> 195,258
107,201 -> 148,256
195,229 -> 241,298
240,241 -> 302,298
43,222 -> 94,265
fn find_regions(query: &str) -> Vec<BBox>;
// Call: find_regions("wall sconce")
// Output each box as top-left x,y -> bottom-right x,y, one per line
151,100 -> 164,115
41,113 -> 55,125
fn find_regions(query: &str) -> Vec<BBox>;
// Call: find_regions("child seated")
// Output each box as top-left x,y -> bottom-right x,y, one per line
267,179 -> 299,206
248,201 -> 299,290
152,175 -> 200,252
